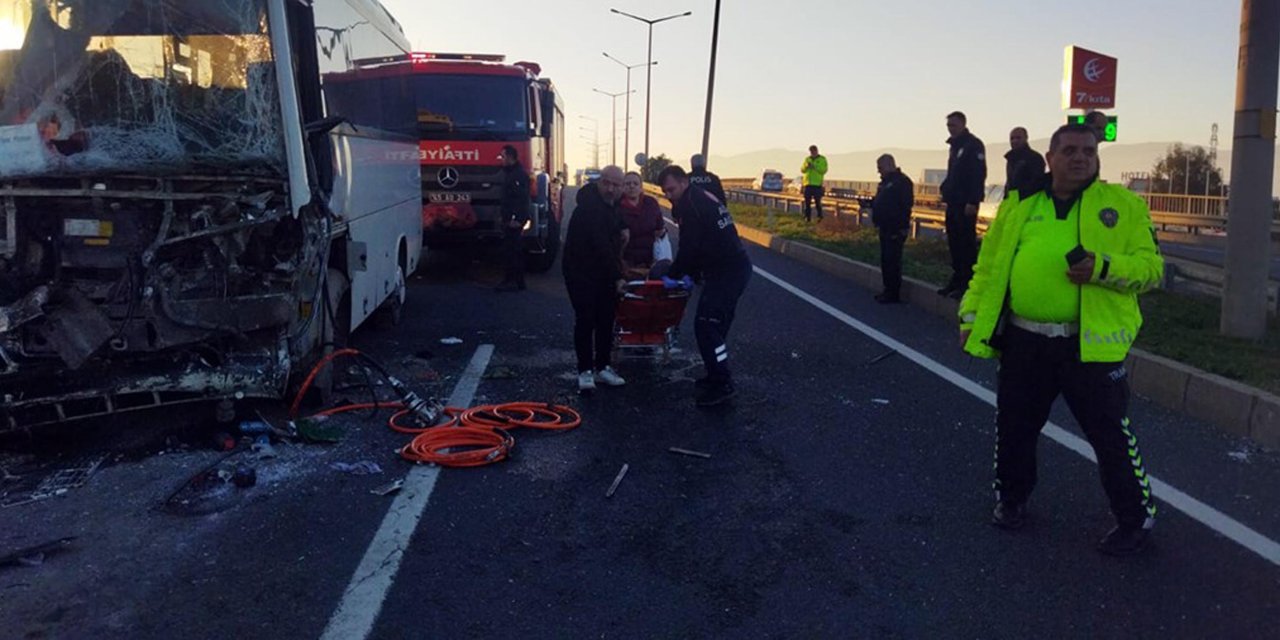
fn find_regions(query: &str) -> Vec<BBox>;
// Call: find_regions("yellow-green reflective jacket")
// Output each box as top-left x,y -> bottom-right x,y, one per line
959,180 -> 1164,362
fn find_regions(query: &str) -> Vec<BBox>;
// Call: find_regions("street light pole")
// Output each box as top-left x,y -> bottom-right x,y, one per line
604,52 -> 657,169
1222,0 -> 1280,338
593,89 -> 630,166
578,116 -> 600,168
611,8 -> 692,161
701,0 -> 722,159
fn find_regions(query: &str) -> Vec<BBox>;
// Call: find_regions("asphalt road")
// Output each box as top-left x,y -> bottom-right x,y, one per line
1,188 -> 1277,639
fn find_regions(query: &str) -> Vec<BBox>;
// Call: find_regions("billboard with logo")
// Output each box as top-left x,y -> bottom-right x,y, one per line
1062,46 -> 1118,110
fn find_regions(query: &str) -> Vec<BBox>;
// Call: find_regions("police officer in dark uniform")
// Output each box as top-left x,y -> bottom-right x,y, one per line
870,154 -> 914,303
939,110 -> 987,299
688,154 -> 727,204
496,144 -> 530,292
659,165 -> 752,408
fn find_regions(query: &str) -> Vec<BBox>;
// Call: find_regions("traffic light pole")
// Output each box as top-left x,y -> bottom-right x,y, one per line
1222,0 -> 1280,338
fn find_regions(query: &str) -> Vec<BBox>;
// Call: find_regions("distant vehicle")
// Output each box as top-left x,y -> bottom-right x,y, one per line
582,169 -> 602,185
785,175 -> 804,195
921,168 -> 948,187
753,170 -> 784,192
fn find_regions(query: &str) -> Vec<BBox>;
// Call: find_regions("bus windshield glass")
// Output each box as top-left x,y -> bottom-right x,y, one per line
415,73 -> 527,139
0,0 -> 283,179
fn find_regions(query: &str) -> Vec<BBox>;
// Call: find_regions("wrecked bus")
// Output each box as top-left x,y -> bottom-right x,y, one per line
0,0 -> 423,432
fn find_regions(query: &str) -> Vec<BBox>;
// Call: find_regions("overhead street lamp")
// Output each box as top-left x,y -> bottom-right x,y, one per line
603,52 -> 657,168
593,88 -> 633,167
611,8 -> 692,161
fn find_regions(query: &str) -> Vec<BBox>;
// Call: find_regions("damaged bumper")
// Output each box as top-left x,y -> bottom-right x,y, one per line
0,348 -> 289,433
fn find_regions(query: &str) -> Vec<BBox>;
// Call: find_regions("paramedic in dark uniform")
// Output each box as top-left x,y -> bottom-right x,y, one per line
659,165 -> 752,408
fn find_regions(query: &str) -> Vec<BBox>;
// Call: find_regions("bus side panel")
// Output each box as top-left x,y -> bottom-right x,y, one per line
329,133 -> 422,330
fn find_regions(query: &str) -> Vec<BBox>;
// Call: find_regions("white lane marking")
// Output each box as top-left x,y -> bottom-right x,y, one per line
320,344 -> 495,640
753,265 -> 1280,567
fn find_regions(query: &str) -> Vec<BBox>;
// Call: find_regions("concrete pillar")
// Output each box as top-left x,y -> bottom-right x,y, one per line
1222,0 -> 1280,338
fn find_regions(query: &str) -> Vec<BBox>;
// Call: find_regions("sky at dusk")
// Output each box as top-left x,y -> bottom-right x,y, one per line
378,0 -> 1257,174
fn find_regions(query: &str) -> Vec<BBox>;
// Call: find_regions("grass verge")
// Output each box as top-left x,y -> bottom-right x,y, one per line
732,203 -> 1280,396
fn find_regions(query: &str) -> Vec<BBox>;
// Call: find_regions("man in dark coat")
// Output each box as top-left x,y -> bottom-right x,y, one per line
1004,127 -> 1046,197
562,166 -> 628,393
939,110 -> 987,299
870,154 -> 914,304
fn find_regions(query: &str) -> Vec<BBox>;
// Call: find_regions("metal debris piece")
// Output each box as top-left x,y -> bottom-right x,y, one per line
370,479 -> 405,496
0,537 -> 76,570
439,337 -> 464,346
605,463 -> 629,498
668,447 -> 712,460
0,454 -> 106,508
866,349 -> 898,365
872,398 -> 891,405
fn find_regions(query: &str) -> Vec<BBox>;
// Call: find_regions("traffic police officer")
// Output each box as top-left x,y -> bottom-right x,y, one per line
959,123 -> 1163,556
659,165 -> 752,408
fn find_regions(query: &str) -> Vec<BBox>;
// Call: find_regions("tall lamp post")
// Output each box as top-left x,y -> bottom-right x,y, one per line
701,0 -> 722,159
604,52 -> 657,169
610,8 -> 691,160
592,88 -> 632,166
578,116 -> 600,168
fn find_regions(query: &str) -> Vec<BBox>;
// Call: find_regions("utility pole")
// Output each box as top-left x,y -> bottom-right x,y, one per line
578,116 -> 600,168
700,0 -> 722,159
1222,0 -> 1280,338
593,89 -> 631,167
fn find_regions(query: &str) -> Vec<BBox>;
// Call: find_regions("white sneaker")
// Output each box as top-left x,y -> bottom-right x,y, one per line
577,371 -> 596,393
595,367 -> 627,387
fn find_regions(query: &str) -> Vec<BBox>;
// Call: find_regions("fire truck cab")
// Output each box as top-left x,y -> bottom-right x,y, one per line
407,53 -> 566,272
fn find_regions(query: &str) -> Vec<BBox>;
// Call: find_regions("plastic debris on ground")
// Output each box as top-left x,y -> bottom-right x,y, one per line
872,398 -> 891,405
439,337 -> 464,346
370,479 -> 405,496
331,461 -> 384,476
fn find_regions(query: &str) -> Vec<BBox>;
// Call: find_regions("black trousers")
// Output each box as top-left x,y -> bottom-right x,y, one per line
944,202 -> 977,289
501,227 -> 525,285
695,257 -> 753,385
803,186 -> 825,221
878,228 -> 906,298
995,326 -> 1156,529
565,277 -> 616,373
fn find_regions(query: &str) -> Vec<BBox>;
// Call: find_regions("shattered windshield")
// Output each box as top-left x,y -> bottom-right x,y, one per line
0,0 -> 283,179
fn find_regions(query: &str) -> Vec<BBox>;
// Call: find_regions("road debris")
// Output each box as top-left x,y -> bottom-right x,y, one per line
482,366 -> 518,380
0,454 -> 107,508
668,447 -> 712,459
0,537 -> 76,571
232,466 -> 257,488
605,463 -> 629,498
872,398 -> 891,405
251,436 -> 278,459
439,337 -> 464,346
1227,449 -> 1252,464
370,479 -> 405,496
866,349 -> 898,365
331,461 -> 384,476
294,416 -> 344,443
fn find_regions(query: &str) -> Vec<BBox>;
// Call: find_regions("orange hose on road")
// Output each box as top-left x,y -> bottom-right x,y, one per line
288,348 -> 581,468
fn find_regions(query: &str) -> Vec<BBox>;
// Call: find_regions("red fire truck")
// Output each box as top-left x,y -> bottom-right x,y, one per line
404,53 -> 566,272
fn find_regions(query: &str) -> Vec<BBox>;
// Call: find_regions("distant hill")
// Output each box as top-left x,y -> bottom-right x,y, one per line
709,141 -> 1280,193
